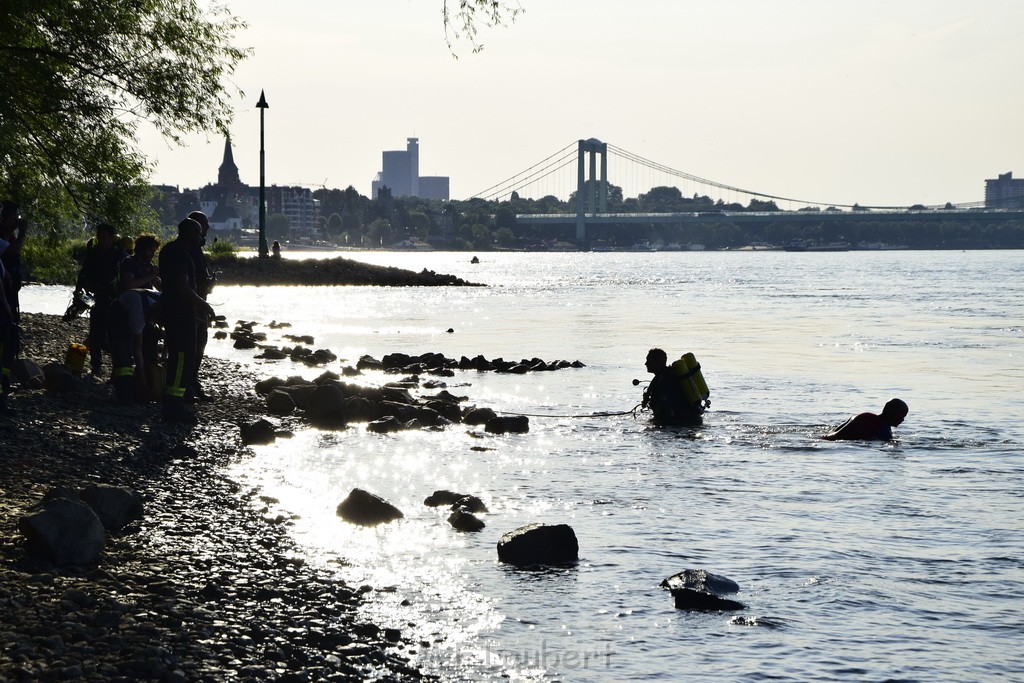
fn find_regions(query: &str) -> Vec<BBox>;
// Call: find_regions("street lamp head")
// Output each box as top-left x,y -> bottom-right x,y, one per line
256,89 -> 269,109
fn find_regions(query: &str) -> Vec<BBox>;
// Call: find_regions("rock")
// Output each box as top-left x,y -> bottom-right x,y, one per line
366,416 -> 406,434
239,418 -> 277,445
42,362 -> 77,392
660,569 -> 746,611
305,383 -> 347,420
78,484 -> 143,532
356,355 -> 384,371
336,488 -> 404,526
256,347 -> 288,360
266,389 -> 295,415
254,376 -> 286,395
451,495 -> 488,514
484,415 -> 529,434
344,396 -> 381,422
423,490 -> 465,507
19,499 -> 106,566
463,407 -> 497,425
448,509 -> 485,532
13,358 -> 44,389
497,523 -> 578,566
232,336 -> 257,350
424,400 -> 462,423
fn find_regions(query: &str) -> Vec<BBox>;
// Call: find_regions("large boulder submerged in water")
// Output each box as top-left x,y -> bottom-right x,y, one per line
336,488 -> 404,527
497,523 -> 578,566
660,569 -> 746,611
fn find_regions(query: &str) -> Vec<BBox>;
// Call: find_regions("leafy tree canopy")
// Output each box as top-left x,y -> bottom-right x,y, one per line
0,0 -> 248,233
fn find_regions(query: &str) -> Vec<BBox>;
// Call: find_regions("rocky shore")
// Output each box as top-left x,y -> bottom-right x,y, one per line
1,313 -> 425,681
209,255 -> 481,287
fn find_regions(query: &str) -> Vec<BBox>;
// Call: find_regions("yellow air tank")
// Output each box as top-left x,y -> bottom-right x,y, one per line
672,352 -> 710,412
681,352 -> 710,403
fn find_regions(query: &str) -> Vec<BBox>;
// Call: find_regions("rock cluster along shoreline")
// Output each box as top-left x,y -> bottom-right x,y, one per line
209,255 -> 483,287
0,313 -> 425,681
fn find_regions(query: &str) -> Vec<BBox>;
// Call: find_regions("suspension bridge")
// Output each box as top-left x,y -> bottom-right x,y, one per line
469,139 -> 1012,242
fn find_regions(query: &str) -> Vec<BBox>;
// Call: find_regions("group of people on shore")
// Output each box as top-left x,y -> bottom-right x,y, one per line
642,347 -> 909,441
1,201 -> 217,424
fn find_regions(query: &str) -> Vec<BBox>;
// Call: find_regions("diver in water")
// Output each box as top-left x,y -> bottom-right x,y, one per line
823,398 -> 908,441
642,348 -> 704,427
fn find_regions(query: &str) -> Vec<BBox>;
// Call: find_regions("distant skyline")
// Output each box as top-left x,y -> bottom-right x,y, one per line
137,1 -> 1023,207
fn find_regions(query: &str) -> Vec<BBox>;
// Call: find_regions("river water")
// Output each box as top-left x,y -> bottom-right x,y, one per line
25,250 -> 1024,681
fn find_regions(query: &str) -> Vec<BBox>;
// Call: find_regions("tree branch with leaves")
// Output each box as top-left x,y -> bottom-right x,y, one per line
442,0 -> 524,55
0,0 -> 248,232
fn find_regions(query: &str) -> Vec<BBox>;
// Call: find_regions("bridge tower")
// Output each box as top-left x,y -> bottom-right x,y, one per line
576,138 -> 607,241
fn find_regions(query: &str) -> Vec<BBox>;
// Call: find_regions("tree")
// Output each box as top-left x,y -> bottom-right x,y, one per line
0,1 -> 247,232
267,213 -> 290,240
442,1 -> 524,55
325,212 -> 344,236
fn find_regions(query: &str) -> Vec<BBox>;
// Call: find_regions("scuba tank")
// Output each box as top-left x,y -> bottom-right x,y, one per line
671,352 -> 711,414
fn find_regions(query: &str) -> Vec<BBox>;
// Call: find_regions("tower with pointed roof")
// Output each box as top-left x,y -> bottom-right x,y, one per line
218,136 -> 241,188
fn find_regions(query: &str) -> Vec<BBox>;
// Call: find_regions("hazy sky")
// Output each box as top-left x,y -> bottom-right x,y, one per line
137,1 -> 1023,207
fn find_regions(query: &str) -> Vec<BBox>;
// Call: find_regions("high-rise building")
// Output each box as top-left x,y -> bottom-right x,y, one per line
371,137 -> 449,201
985,172 -> 1024,209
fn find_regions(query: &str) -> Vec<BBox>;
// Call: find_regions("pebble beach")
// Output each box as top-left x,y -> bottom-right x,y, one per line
1,312 -> 425,681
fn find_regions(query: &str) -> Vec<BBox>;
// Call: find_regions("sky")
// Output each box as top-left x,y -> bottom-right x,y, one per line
137,0 -> 1024,208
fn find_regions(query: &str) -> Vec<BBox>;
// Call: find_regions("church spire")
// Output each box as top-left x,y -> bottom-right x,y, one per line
218,135 -> 241,187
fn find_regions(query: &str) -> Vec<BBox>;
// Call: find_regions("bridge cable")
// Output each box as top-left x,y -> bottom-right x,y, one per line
469,141 -> 578,200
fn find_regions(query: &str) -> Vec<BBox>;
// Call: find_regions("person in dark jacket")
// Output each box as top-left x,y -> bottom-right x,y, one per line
824,399 -> 908,441
107,288 -> 161,404
186,211 -> 215,401
159,218 -> 215,423
0,201 -> 27,414
74,222 -> 125,376
642,348 -> 703,427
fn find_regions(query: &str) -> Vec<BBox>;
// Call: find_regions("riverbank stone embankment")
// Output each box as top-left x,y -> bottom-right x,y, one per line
209,254 -> 482,287
1,313 -> 425,681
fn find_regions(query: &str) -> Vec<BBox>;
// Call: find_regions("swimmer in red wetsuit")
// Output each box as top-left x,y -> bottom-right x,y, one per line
823,398 -> 908,441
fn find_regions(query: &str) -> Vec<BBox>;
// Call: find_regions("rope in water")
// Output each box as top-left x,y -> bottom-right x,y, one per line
498,407 -> 642,419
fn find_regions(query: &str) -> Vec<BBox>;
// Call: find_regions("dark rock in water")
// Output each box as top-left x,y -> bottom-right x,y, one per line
305,383 -> 348,428
256,347 -> 288,360
424,490 -> 466,507
314,370 -> 341,383
367,416 -> 406,434
463,406 -> 497,425
451,495 -> 488,514
497,523 -> 578,566
266,389 -> 296,415
79,484 -> 143,532
213,330 -> 228,339
448,508 -> 485,532
255,376 -> 287,395
425,400 -> 462,423
336,488 -> 404,526
660,569 -> 746,611
485,415 -> 529,434
345,396 -> 382,422
19,499 -> 106,565
240,418 -> 277,445
284,334 -> 315,345
233,336 -> 258,350
356,355 -> 384,371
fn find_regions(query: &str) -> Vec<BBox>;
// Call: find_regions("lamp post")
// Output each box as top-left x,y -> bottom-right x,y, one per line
256,90 -> 269,258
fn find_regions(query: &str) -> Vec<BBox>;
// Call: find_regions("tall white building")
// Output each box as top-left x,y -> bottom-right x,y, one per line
371,137 -> 449,201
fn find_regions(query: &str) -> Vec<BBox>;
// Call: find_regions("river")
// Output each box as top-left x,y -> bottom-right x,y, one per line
25,250 -> 1024,681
